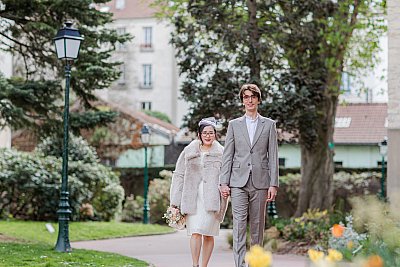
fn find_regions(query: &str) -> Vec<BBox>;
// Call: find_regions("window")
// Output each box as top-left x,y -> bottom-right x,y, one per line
278,158 -> 286,167
334,161 -> 343,167
341,72 -> 351,93
117,63 -> 125,84
335,117 -> 351,128
141,64 -> 152,88
141,27 -> 153,50
115,0 -> 125,9
102,158 -> 116,167
141,102 -> 152,110
377,161 -> 387,167
116,27 -> 126,50
99,6 -> 110,12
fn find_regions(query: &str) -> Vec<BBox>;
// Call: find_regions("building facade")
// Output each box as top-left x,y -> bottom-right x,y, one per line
0,46 -> 12,148
339,35 -> 388,104
279,104 -> 387,169
96,0 -> 189,127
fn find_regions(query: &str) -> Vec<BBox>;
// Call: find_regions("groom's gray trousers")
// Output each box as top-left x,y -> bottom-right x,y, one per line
230,173 -> 268,267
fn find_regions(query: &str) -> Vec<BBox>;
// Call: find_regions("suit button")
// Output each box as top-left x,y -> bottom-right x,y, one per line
250,150 -> 253,154
248,163 -> 251,166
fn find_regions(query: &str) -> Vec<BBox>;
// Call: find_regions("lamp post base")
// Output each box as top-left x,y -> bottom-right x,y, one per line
55,219 -> 72,252
55,191 -> 72,252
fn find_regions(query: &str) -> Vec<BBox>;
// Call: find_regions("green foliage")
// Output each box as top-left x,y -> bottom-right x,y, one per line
0,0 -> 131,135
328,215 -> 367,261
282,209 -> 331,245
359,239 -> 400,267
70,111 -> 119,134
0,74 -> 62,131
220,202 -> 233,229
143,110 -> 172,123
0,148 -> 61,220
334,196 -> 400,266
351,196 -> 400,248
121,170 -> 173,224
37,134 -> 124,221
36,134 -> 99,163
148,170 -> 173,224
121,194 -> 144,223
157,0 -> 385,137
276,172 -> 381,218
90,126 -> 112,146
157,0 -> 386,213
0,135 -> 124,221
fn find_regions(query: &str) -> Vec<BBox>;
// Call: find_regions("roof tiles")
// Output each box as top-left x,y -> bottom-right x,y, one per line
334,103 -> 387,144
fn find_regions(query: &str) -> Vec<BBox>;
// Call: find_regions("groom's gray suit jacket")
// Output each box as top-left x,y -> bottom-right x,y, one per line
219,115 -> 279,188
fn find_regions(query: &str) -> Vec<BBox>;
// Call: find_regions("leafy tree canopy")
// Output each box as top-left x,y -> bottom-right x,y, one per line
156,0 -> 386,214
0,0 -> 131,136
157,0 -> 385,143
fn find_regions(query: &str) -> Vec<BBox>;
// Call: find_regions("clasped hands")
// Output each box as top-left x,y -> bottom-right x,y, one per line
219,184 -> 230,199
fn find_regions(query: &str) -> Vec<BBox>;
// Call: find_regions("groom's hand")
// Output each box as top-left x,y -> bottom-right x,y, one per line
219,184 -> 230,199
266,186 -> 278,202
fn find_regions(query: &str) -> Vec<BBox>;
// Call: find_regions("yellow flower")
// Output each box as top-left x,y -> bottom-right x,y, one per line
326,249 -> 343,262
332,224 -> 345,238
347,240 -> 354,249
363,255 -> 384,267
245,245 -> 272,267
308,249 -> 324,263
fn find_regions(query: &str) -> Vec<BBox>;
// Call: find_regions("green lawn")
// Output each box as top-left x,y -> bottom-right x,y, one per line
0,242 -> 147,267
0,221 -> 173,244
0,220 -> 174,267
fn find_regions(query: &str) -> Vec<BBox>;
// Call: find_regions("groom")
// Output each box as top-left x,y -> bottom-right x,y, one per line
219,84 -> 279,267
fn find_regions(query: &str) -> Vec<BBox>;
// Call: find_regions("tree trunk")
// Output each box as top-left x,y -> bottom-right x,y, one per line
295,97 -> 337,217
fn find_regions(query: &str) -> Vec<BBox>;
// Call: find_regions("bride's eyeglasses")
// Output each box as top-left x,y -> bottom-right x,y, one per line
201,132 -> 215,137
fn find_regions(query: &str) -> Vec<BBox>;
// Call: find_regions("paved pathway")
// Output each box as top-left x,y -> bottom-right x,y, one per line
73,229 -> 308,267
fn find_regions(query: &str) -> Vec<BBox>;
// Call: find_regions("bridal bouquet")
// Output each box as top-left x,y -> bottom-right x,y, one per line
163,206 -> 186,230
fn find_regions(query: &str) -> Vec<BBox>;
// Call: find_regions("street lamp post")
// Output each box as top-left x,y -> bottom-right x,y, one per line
53,22 -> 84,252
140,124 -> 151,224
379,138 -> 388,200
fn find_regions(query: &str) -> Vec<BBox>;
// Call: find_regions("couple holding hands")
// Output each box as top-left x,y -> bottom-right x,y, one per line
169,84 -> 279,267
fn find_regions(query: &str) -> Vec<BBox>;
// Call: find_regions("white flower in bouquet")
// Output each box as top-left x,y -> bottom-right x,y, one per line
163,206 -> 186,230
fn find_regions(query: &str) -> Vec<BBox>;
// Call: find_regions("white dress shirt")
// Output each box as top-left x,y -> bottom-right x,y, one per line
245,114 -> 259,146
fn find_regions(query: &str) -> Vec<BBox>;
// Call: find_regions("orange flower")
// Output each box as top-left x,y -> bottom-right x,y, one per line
332,224 -> 345,238
364,255 -> 384,267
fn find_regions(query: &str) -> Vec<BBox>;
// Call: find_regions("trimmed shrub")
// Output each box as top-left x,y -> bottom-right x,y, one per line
0,135 -> 124,221
121,170 -> 172,224
276,171 -> 381,218
0,148 -> 61,220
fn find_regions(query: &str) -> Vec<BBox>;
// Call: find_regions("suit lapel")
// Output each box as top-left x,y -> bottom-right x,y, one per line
239,116 -> 251,148
251,117 -> 266,149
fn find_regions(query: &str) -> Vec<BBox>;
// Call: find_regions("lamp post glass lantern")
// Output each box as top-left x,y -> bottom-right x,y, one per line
53,22 -> 83,252
140,124 -> 151,224
379,138 -> 388,199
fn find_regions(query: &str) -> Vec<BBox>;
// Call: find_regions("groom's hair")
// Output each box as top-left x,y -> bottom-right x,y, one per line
239,84 -> 262,102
